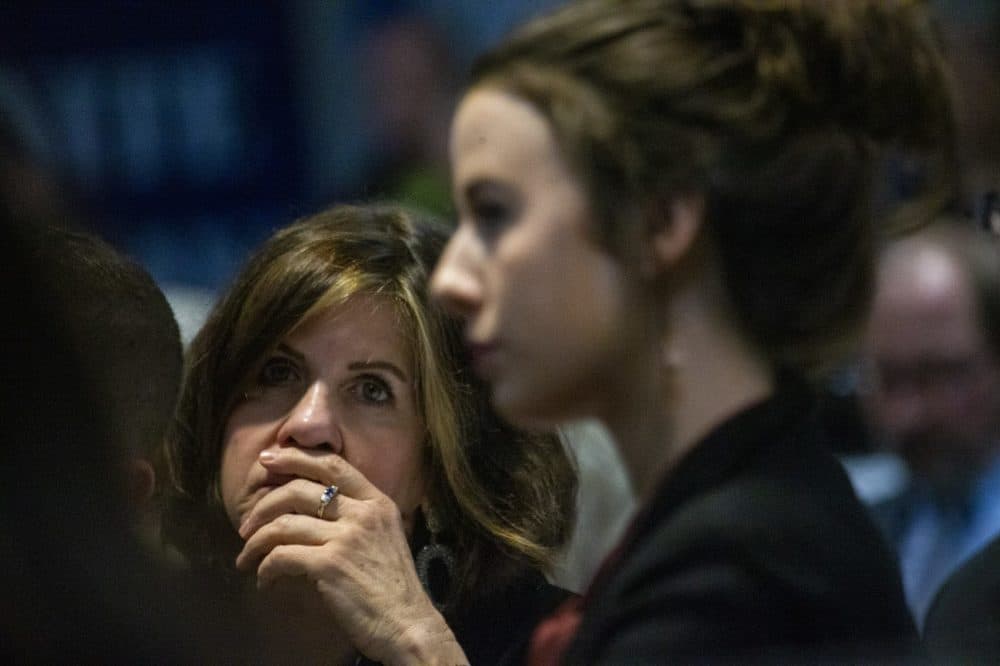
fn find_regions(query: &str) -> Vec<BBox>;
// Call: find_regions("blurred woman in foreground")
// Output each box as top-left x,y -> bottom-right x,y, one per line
432,0 -> 955,661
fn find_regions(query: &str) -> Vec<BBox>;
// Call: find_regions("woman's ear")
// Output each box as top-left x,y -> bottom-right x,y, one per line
640,193 -> 706,278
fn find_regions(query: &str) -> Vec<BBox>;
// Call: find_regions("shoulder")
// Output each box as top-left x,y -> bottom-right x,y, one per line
651,430 -> 893,569
640,444 -> 901,603
570,435 -> 914,661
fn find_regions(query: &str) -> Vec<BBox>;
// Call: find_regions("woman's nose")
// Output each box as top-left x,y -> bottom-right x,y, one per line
275,381 -> 343,453
431,227 -> 483,320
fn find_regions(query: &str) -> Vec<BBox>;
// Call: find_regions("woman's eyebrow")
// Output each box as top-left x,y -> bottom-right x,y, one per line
348,360 -> 409,383
275,342 -> 306,363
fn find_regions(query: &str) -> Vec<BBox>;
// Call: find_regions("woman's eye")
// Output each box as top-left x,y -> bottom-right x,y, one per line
354,376 -> 393,406
472,200 -> 511,232
258,357 -> 299,387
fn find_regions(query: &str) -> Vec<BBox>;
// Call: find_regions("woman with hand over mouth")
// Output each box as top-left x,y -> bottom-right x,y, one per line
160,204 -> 576,665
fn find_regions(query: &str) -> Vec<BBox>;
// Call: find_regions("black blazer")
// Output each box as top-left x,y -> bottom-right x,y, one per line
564,377 -> 917,663
451,571 -> 570,664
355,569 -> 569,665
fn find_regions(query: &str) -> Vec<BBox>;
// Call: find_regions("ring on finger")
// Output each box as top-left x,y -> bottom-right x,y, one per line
316,484 -> 339,518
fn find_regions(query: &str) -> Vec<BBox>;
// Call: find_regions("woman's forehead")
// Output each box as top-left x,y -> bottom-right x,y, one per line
451,88 -> 569,187
286,294 -> 415,371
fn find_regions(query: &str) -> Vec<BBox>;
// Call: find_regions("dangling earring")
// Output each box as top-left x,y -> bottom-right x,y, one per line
415,500 -> 456,612
661,340 -> 683,372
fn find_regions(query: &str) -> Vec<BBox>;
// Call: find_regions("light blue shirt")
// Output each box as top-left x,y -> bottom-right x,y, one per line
897,455 -> 1000,627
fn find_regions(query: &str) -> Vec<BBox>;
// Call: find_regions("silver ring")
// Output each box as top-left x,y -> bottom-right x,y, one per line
317,484 -> 339,518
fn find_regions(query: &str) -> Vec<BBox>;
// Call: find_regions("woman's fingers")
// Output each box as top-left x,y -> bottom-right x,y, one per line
255,543 -> 315,587
236,513 -> 330,572
237,487 -> 463,664
258,448 -> 378,500
252,513 -> 460,665
239,478 -> 340,540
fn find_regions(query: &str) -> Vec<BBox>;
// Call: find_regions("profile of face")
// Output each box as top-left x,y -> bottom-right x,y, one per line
220,295 -> 427,534
864,245 -> 1000,482
431,88 -> 631,427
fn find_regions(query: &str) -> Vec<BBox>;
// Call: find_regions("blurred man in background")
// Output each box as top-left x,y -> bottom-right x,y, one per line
863,222 -> 1000,624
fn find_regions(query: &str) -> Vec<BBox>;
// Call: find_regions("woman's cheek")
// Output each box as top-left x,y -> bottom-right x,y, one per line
218,421 -> 262,529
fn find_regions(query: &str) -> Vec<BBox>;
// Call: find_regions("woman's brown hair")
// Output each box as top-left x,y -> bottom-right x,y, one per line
471,0 -> 956,375
158,204 -> 576,608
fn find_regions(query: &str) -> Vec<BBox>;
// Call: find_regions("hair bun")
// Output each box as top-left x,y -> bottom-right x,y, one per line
726,0 -> 953,150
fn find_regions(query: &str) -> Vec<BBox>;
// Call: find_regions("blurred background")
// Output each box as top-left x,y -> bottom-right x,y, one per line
1,0 -> 996,337
0,0 -> 564,339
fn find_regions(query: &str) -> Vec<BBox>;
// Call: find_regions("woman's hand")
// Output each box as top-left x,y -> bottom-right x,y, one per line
235,448 -> 468,665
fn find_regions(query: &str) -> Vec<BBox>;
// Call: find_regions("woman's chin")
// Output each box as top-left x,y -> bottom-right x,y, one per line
491,380 -> 575,430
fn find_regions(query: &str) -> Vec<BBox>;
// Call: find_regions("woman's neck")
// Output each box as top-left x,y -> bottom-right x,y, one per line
603,269 -> 774,501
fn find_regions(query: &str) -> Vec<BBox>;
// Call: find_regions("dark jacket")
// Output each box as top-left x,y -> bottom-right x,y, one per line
359,520 -> 571,666
356,570 -> 568,665
452,571 -> 571,665
923,533 -> 1000,661
564,377 -> 917,663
